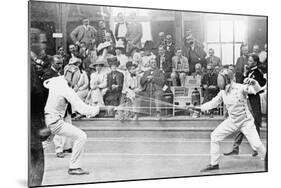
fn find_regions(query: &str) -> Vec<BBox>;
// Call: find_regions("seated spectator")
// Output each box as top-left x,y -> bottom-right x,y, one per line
104,57 -> 124,106
155,32 -> 166,49
96,41 -> 114,62
136,58 -> 165,119
214,65 -> 221,74
115,39 -> 129,71
104,32 -> 116,56
85,59 -> 108,105
192,63 -> 203,78
117,61 -> 141,120
56,46 -> 68,68
140,40 -> 156,73
201,63 -> 219,118
228,64 -> 244,84
74,66 -> 89,102
206,48 -> 221,68
171,48 -> 189,86
65,44 -> 79,66
42,55 -> 63,81
63,56 -> 82,74
156,45 -> 172,82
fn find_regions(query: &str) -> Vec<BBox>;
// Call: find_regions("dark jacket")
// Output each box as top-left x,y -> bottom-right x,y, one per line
206,56 -> 222,67
245,66 -> 266,127
96,28 -> 115,47
104,71 -> 124,106
164,43 -> 176,61
41,66 -> 62,82
114,22 -> 129,39
201,72 -> 219,102
186,45 -> 207,73
140,68 -> 165,93
236,55 -> 248,74
156,54 -> 172,74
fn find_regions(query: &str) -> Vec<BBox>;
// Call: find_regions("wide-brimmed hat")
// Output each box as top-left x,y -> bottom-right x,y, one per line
126,61 -> 138,69
115,39 -> 125,49
89,58 -> 106,68
97,41 -> 111,52
68,57 -> 82,65
107,57 -> 120,67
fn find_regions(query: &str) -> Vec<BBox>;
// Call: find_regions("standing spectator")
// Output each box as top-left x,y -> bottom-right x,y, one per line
140,40 -> 156,73
155,32 -> 166,49
259,43 -> 267,74
156,45 -> 172,82
164,34 -> 176,60
185,36 -> 207,74
171,48 -> 189,86
236,45 -> 249,74
206,48 -> 222,68
251,44 -> 260,56
201,63 -> 219,118
126,12 -> 143,54
224,54 -> 266,156
104,57 -> 124,106
96,20 -> 115,47
86,59 -> 108,106
70,17 -> 97,49
115,12 -> 128,46
137,58 -> 165,119
115,40 -> 129,71
228,64 -> 244,84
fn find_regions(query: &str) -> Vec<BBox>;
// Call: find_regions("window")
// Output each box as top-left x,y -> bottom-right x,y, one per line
205,17 -> 247,65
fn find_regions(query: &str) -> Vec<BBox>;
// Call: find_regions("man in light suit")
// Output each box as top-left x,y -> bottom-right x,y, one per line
126,12 -> 143,53
114,12 -> 128,47
70,18 -> 97,49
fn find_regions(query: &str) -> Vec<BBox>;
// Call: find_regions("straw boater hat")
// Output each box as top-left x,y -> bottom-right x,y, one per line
89,58 -> 106,68
115,39 -> 125,50
97,41 -> 111,52
107,57 -> 120,67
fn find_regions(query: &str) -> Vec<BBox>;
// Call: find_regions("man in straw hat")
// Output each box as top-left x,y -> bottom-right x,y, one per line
86,58 -> 108,106
43,65 -> 114,175
188,68 -> 266,172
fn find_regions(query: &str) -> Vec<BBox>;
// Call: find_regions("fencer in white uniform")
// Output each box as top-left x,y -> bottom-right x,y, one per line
192,68 -> 266,172
44,65 -> 113,175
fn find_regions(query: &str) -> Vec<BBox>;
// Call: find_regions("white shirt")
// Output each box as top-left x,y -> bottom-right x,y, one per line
118,23 -> 127,38
116,54 -> 129,70
201,82 -> 261,125
44,76 -> 100,126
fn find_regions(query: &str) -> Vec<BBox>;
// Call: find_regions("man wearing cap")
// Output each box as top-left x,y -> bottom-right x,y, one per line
104,57 -> 124,107
189,68 -> 266,172
44,65 -> 113,175
126,12 -> 143,53
86,59 -> 108,106
70,18 -> 97,49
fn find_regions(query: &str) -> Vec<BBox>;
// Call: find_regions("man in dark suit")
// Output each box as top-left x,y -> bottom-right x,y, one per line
104,57 -> 124,106
156,45 -> 172,81
114,12 -> 128,47
138,58 -> 165,118
70,18 -> 97,49
235,45 -> 249,74
126,12 -> 143,53
96,20 -> 115,47
224,54 -> 266,156
42,55 -> 63,81
206,48 -> 222,68
164,34 -> 176,61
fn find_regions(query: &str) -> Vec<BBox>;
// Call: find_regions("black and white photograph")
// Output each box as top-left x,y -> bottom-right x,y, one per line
28,0 -> 268,187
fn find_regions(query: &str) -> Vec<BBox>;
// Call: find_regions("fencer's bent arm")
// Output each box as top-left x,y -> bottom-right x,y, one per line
200,91 -> 223,111
243,79 -> 262,95
64,87 -> 100,117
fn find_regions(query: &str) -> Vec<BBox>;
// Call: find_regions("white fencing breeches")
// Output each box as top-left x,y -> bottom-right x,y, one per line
210,117 -> 266,165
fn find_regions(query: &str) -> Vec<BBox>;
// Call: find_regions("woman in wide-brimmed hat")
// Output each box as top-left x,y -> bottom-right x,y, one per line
140,40 -> 156,73
96,41 -> 114,61
85,58 -> 108,106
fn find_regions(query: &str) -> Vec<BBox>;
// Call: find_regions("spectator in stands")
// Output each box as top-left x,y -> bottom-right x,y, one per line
259,43 -> 267,74
164,34 -> 176,60
236,45 -> 249,74
96,41 -> 114,68
206,48 -> 221,68
74,64 -> 89,102
225,54 -> 266,156
214,65 -> 221,75
118,61 -> 141,120
126,12 -> 143,54
184,36 -> 207,74
251,44 -> 260,56
140,40 -> 156,73
192,63 -> 203,78
115,39 -> 129,71
115,12 -> 128,47
156,32 -> 166,48
64,57 -> 82,74
104,32 -> 116,56
96,20 -> 115,47
228,64 -> 244,84
171,48 -> 189,86
156,45 -> 172,82
104,57 -> 124,107
86,59 -> 108,106
56,46 -> 68,68
201,63 -> 219,118
42,55 -> 63,81
138,58 -> 165,119
70,17 -> 97,49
